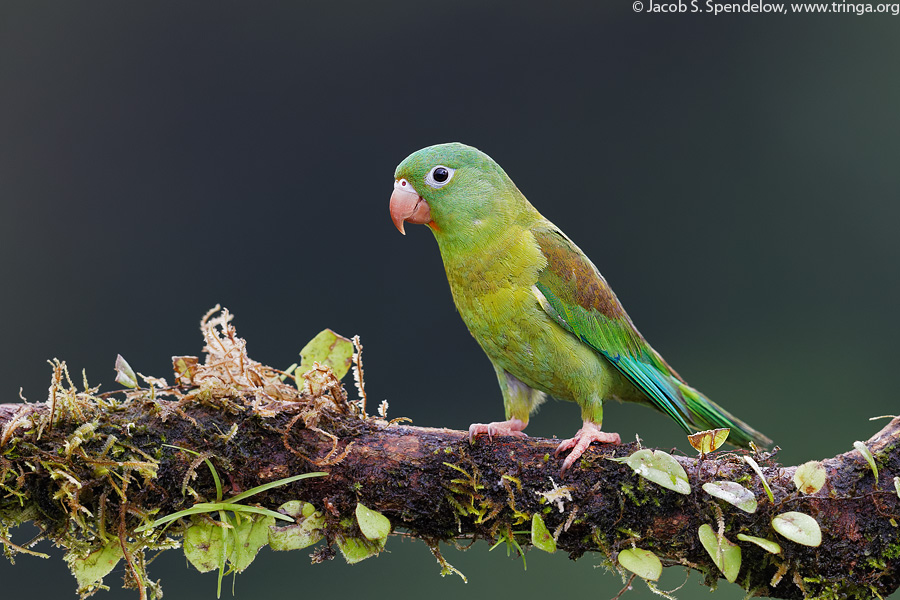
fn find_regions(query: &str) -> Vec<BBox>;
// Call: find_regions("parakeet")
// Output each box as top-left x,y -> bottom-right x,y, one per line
389,142 -> 772,473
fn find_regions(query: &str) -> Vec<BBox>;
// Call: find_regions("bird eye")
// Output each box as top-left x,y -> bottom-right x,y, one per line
425,165 -> 455,188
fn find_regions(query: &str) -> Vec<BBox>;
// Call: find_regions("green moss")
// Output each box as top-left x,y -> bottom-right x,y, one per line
616,526 -> 641,539
734,473 -> 752,485
884,541 -> 900,560
619,481 -> 639,504
619,477 -> 661,507
804,580 -> 886,600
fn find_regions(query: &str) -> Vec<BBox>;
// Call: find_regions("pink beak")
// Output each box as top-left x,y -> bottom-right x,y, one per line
389,179 -> 432,235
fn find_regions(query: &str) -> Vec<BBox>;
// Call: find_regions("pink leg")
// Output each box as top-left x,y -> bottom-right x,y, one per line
555,420 -> 621,474
468,418 -> 528,442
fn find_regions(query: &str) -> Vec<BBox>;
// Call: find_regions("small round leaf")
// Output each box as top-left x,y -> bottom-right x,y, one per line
336,536 -> 385,564
772,511 -> 822,547
702,481 -> 757,513
531,514 -> 556,553
736,533 -> 782,554
793,461 -> 827,494
183,520 -> 225,573
228,515 -> 275,572
298,329 -> 354,379
623,449 -> 691,494
67,541 -> 124,588
269,502 -> 325,551
698,524 -> 741,583
618,548 -> 662,581
355,502 -> 391,540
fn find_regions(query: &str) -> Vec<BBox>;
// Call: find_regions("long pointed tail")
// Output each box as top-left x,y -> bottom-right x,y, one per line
678,383 -> 773,449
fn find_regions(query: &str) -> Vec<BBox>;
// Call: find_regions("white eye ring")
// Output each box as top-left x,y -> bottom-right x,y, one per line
425,165 -> 455,188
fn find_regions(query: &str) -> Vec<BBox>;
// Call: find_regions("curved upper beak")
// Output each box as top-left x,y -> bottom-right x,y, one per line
389,179 -> 432,235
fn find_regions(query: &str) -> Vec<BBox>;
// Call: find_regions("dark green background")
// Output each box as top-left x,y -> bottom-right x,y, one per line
1,2 -> 897,598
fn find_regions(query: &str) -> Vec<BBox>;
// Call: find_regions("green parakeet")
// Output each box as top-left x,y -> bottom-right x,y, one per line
389,142 -> 772,473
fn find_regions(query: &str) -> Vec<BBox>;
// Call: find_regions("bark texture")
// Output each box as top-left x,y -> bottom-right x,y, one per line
0,391 -> 897,599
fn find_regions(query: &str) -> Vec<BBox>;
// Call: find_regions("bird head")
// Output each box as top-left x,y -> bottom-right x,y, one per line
390,142 -> 523,245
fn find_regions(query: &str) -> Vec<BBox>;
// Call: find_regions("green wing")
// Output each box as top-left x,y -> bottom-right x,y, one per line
531,225 -> 771,448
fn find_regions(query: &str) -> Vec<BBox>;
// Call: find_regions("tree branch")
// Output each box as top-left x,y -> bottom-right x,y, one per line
0,313 -> 896,599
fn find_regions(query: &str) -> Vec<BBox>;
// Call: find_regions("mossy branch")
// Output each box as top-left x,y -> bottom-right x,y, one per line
0,309 -> 897,599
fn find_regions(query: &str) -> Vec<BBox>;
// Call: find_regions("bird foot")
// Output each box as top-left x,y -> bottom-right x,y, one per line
555,421 -> 621,475
468,418 -> 528,443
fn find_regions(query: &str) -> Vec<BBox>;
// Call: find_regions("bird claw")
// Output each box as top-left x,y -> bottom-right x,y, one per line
468,418 -> 528,443
555,422 -> 621,475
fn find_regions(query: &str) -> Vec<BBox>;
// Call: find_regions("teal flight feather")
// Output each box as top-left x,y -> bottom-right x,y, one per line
536,279 -> 693,430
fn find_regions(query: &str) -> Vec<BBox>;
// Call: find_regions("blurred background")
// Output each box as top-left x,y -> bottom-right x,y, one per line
1,1 -> 898,598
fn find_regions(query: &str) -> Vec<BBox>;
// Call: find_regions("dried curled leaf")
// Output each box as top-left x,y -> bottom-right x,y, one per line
772,511 -> 822,547
618,449 -> 691,495
736,533 -> 781,554
172,355 -> 199,386
182,306 -> 300,411
793,461 -> 827,494
702,481 -> 757,513
698,524 -> 741,583
618,547 -> 662,581
688,428 -> 730,455
853,441 -> 878,483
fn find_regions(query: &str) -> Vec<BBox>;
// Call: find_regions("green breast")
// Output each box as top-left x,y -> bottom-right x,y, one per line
436,225 -> 623,403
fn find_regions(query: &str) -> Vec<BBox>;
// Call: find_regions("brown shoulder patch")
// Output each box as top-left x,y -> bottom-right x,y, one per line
532,226 -> 628,321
